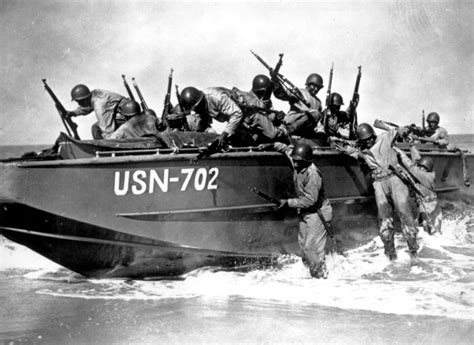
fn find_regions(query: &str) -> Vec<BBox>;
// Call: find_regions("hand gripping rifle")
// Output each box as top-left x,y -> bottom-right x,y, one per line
132,77 -> 149,111
264,53 -> 284,102
191,139 -> 221,164
373,119 -> 439,144
325,62 -> 334,107
42,79 -> 81,140
121,74 -> 136,102
161,68 -> 173,129
248,186 -> 334,237
250,50 -> 311,108
388,164 -> 424,198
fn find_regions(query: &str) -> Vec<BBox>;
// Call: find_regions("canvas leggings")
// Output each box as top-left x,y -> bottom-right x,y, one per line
418,199 -> 443,235
373,176 -> 419,256
298,205 -> 332,277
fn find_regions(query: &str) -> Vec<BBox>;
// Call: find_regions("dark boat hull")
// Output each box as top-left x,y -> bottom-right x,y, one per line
0,135 -> 472,278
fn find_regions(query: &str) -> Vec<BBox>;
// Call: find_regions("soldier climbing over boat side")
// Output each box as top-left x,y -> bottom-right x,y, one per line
273,73 -> 324,139
392,139 -> 443,235
259,141 -> 333,278
108,100 -> 159,139
68,84 -> 129,139
333,122 -> 420,265
179,86 -> 246,148
319,92 -> 357,142
230,85 -> 289,144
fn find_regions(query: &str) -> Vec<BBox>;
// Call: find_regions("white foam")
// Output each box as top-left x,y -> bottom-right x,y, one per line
4,212 -> 474,320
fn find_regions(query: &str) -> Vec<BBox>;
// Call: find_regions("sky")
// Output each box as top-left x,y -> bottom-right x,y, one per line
0,0 -> 472,145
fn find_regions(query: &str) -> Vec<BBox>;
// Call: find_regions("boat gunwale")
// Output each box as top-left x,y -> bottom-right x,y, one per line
11,147 -> 472,168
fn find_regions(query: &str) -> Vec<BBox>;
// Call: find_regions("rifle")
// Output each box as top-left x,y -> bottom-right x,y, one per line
373,119 -> 398,131
192,139 -> 221,163
264,53 -> 284,101
250,50 -> 311,108
42,79 -> 81,140
421,110 -> 426,131
161,68 -> 173,129
132,77 -> 148,111
373,120 -> 439,144
389,164 -> 424,197
352,66 -> 362,106
121,74 -> 136,102
325,62 -> 334,107
248,186 -> 281,205
175,85 -> 189,131
248,186 -> 334,237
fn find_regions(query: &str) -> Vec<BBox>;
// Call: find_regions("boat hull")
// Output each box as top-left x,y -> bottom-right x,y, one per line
0,137 -> 472,278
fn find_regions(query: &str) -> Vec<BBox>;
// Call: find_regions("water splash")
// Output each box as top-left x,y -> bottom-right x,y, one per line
2,206 -> 473,320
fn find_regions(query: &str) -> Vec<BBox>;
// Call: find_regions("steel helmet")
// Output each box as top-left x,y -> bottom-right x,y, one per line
252,74 -> 271,92
144,108 -> 157,117
329,92 -> 344,106
426,112 -> 440,124
305,73 -> 324,88
71,84 -> 91,101
180,87 -> 204,112
121,100 -> 141,117
291,142 -> 313,162
418,156 -> 434,172
357,123 -> 375,141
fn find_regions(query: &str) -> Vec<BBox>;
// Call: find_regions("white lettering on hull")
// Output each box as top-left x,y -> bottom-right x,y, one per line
114,168 -> 219,196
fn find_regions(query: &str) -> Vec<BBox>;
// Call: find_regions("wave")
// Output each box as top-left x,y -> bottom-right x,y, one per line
2,205 -> 473,320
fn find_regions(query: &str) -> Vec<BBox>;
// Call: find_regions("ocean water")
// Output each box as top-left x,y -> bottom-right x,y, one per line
1,136 -> 473,344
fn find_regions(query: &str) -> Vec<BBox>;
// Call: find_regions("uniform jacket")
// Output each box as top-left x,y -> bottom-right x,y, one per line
395,145 -> 437,201
274,143 -> 331,212
323,108 -> 356,140
427,126 -> 449,147
72,89 -> 127,138
273,84 -> 322,115
108,113 -> 158,140
203,87 -> 244,136
343,128 -> 400,180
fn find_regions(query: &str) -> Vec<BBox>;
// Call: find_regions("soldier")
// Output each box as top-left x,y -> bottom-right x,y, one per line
108,100 -> 158,139
231,86 -> 288,144
270,141 -> 332,278
334,123 -> 419,264
251,74 -> 273,109
180,86 -> 254,148
273,73 -> 324,138
68,84 -> 128,139
393,142 -> 442,235
422,112 -> 450,147
321,92 -> 357,141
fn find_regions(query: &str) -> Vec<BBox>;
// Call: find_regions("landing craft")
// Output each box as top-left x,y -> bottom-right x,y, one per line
0,132 -> 472,278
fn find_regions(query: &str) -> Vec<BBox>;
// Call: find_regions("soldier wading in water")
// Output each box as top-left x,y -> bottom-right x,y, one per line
335,123 -> 420,264
262,142 -> 333,278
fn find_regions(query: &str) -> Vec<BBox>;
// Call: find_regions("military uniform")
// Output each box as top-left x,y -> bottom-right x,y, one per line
231,87 -> 286,143
108,112 -> 158,139
322,108 -> 357,140
339,128 -> 419,259
274,142 -> 332,277
71,89 -> 128,139
273,84 -> 322,138
423,126 -> 449,147
394,146 -> 442,234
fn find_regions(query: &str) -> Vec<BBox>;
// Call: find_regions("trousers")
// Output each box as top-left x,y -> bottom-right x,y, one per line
374,176 -> 419,256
